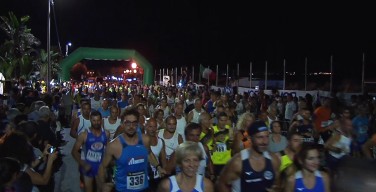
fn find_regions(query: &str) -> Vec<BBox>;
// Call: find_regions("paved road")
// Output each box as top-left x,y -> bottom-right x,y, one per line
54,128 -> 81,192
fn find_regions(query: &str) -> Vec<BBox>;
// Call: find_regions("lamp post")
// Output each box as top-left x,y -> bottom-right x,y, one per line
47,0 -> 53,93
65,42 -> 72,56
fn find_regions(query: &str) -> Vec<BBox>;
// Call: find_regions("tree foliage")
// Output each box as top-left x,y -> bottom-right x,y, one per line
0,12 -> 41,79
0,12 -> 62,81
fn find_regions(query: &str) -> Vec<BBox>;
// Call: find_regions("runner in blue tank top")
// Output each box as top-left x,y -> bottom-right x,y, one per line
72,111 -> 110,192
285,144 -> 330,192
216,121 -> 280,192
98,108 -> 167,192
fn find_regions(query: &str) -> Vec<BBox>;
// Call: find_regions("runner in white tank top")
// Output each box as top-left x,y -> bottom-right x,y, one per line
176,116 -> 187,141
191,109 -> 204,124
151,138 -> 164,179
158,129 -> 181,160
103,117 -> 121,139
174,103 -> 187,142
77,115 -> 91,135
102,106 -> 121,139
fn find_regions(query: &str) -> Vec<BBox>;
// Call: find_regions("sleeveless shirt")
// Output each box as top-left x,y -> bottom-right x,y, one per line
232,149 -> 275,192
103,117 -> 121,139
158,129 -> 180,160
169,174 -> 204,192
114,133 -> 149,191
78,115 -> 91,135
294,170 -> 325,192
191,109 -> 205,124
150,137 -> 164,179
84,128 -> 107,176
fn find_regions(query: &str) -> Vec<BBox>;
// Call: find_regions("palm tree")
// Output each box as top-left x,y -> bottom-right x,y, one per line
0,12 -> 41,79
31,48 -> 62,81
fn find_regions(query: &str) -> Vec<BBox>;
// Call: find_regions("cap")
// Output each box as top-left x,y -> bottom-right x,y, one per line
247,121 -> 269,136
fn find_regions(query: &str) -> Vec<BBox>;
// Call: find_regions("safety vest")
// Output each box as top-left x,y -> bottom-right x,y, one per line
211,125 -> 232,165
200,130 -> 214,151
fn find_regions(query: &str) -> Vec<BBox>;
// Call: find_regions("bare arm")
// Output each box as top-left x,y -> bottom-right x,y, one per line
70,117 -> 80,138
284,175 -> 295,192
113,124 -> 124,138
269,152 -> 282,191
187,111 -> 193,123
178,134 -> 184,144
204,145 -> 215,177
105,130 -> 110,143
204,178 -> 214,192
362,137 -> 376,159
232,132 -> 244,156
159,139 -> 168,169
143,134 -> 166,176
71,132 -> 88,168
322,171 -> 331,192
157,178 -> 170,192
215,154 -> 242,192
98,140 -> 117,190
288,120 -> 299,132
325,133 -> 341,153
26,151 -> 58,185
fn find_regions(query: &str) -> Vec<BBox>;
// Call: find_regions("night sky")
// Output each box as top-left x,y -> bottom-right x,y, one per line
1,1 -> 376,82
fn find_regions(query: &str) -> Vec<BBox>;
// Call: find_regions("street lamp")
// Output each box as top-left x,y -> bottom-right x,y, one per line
65,42 -> 72,56
47,0 -> 53,93
131,62 -> 137,69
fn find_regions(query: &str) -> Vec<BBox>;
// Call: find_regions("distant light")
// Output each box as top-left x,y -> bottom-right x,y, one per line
67,42 -> 72,46
133,69 -> 137,73
131,62 -> 137,69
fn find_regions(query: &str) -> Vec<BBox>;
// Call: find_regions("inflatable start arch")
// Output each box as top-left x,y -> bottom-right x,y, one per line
59,47 -> 153,84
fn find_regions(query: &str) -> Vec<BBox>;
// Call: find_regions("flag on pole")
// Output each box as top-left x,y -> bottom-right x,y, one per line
250,62 -> 252,88
216,65 -> 219,86
283,59 -> 286,90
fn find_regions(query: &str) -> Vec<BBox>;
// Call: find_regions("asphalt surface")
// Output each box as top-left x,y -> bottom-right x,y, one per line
54,128 -> 81,192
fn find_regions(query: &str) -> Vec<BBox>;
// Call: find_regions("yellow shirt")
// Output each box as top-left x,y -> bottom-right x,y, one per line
211,125 -> 232,165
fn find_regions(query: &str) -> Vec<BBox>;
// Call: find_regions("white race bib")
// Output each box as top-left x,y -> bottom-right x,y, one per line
216,143 -> 227,152
127,172 -> 145,190
151,166 -> 160,179
86,150 -> 102,162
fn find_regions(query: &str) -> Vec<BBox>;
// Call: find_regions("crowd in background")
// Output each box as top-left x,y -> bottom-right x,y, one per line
1,80 -> 376,191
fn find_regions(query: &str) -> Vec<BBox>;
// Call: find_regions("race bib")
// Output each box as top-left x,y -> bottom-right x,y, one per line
216,143 -> 227,152
86,150 -> 102,162
151,166 -> 160,179
127,172 -> 145,190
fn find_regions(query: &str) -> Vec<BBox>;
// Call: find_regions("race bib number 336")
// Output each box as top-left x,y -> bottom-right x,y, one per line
127,172 -> 145,190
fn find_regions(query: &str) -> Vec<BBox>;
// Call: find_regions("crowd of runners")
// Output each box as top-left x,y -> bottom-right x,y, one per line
1,81 -> 376,192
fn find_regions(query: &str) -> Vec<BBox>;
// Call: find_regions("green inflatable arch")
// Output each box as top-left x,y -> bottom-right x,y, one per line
59,47 -> 153,85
